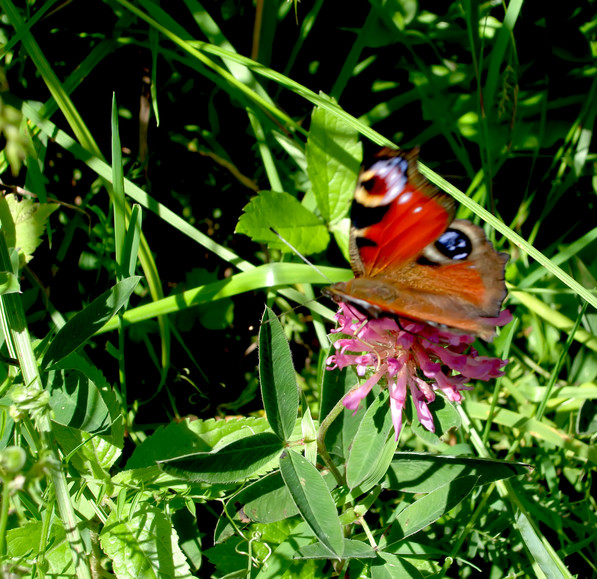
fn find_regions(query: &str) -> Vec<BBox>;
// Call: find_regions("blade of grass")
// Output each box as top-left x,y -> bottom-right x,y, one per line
97,263 -> 346,334
3,1 -> 171,369
459,406 -> 572,579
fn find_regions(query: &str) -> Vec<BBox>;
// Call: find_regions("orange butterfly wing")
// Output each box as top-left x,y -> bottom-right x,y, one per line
325,148 -> 508,340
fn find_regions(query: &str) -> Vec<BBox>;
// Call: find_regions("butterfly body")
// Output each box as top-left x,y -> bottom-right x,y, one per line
324,148 -> 508,341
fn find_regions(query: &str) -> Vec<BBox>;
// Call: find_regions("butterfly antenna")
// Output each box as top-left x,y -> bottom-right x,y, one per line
269,227 -> 333,284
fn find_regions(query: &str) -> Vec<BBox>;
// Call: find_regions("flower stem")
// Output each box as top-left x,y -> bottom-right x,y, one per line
317,384 -> 363,486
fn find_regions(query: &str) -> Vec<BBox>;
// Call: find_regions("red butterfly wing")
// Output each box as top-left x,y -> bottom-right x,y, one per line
348,148 -> 455,277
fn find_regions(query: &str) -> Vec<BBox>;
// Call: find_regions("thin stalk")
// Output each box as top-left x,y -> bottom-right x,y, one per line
316,386 -> 365,486
0,473 -> 10,555
0,230 -> 91,578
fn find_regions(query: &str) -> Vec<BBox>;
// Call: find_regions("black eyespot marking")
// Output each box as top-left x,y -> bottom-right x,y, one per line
362,176 -> 376,192
435,228 -> 472,260
351,202 -> 390,230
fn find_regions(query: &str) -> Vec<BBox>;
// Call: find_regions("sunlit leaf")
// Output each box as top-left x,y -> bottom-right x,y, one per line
236,190 -> 329,255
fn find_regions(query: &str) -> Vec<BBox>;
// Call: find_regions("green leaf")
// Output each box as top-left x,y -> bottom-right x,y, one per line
215,472 -> 298,540
385,453 -> 532,493
4,193 -> 58,265
515,507 -> 573,579
259,306 -> 299,441
53,424 -> 122,475
279,450 -> 344,557
371,552 -> 424,579
47,368 -> 111,434
410,395 -> 461,446
158,432 -> 283,483
127,416 -> 272,469
295,538 -> 376,559
42,276 -> 142,369
321,364 -> 363,461
384,475 -> 478,546
346,390 -> 395,489
0,270 -> 20,295
6,521 -> 73,575
253,521 -> 318,578
100,503 -> 193,578
172,509 -> 202,573
577,399 -> 597,435
121,203 -> 143,278
236,190 -> 329,255
53,351 -> 124,447
306,99 -> 362,224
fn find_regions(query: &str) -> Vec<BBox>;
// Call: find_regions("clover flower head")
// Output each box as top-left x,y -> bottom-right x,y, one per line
326,303 -> 510,440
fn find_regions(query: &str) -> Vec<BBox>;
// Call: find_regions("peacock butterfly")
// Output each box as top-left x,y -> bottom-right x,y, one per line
323,147 -> 508,341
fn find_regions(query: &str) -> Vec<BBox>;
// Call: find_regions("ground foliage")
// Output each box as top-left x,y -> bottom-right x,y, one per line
0,0 -> 596,577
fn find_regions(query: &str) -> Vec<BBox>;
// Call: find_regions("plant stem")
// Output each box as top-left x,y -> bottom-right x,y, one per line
316,384 -> 363,486
0,474 -> 10,556
0,229 -> 92,578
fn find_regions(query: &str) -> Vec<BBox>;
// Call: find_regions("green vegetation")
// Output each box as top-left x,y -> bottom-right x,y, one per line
0,1 -> 595,577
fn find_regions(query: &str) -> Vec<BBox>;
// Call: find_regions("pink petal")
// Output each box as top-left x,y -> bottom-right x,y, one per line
410,383 -> 435,432
343,364 -> 387,413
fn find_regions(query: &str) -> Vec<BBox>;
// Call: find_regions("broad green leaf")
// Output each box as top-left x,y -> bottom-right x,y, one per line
295,539 -> 376,559
47,368 -> 111,434
279,450 -> 344,557
42,276 -> 141,369
371,552 -> 424,578
172,509 -> 202,573
331,217 -> 351,262
259,306 -> 299,441
126,416 -> 272,469
306,100 -> 362,224
410,395 -> 461,446
53,424 -> 122,475
158,432 -> 283,483
213,472 -> 298,546
100,503 -> 192,578
385,453 -> 531,493
53,351 -> 124,447
6,521 -> 73,575
253,521 -> 318,578
384,475 -> 478,547
238,472 -> 298,523
353,434 -> 398,496
202,536 -> 247,577
236,190 -> 329,255
4,193 -> 58,265
321,363 -> 362,461
346,390 -> 395,489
